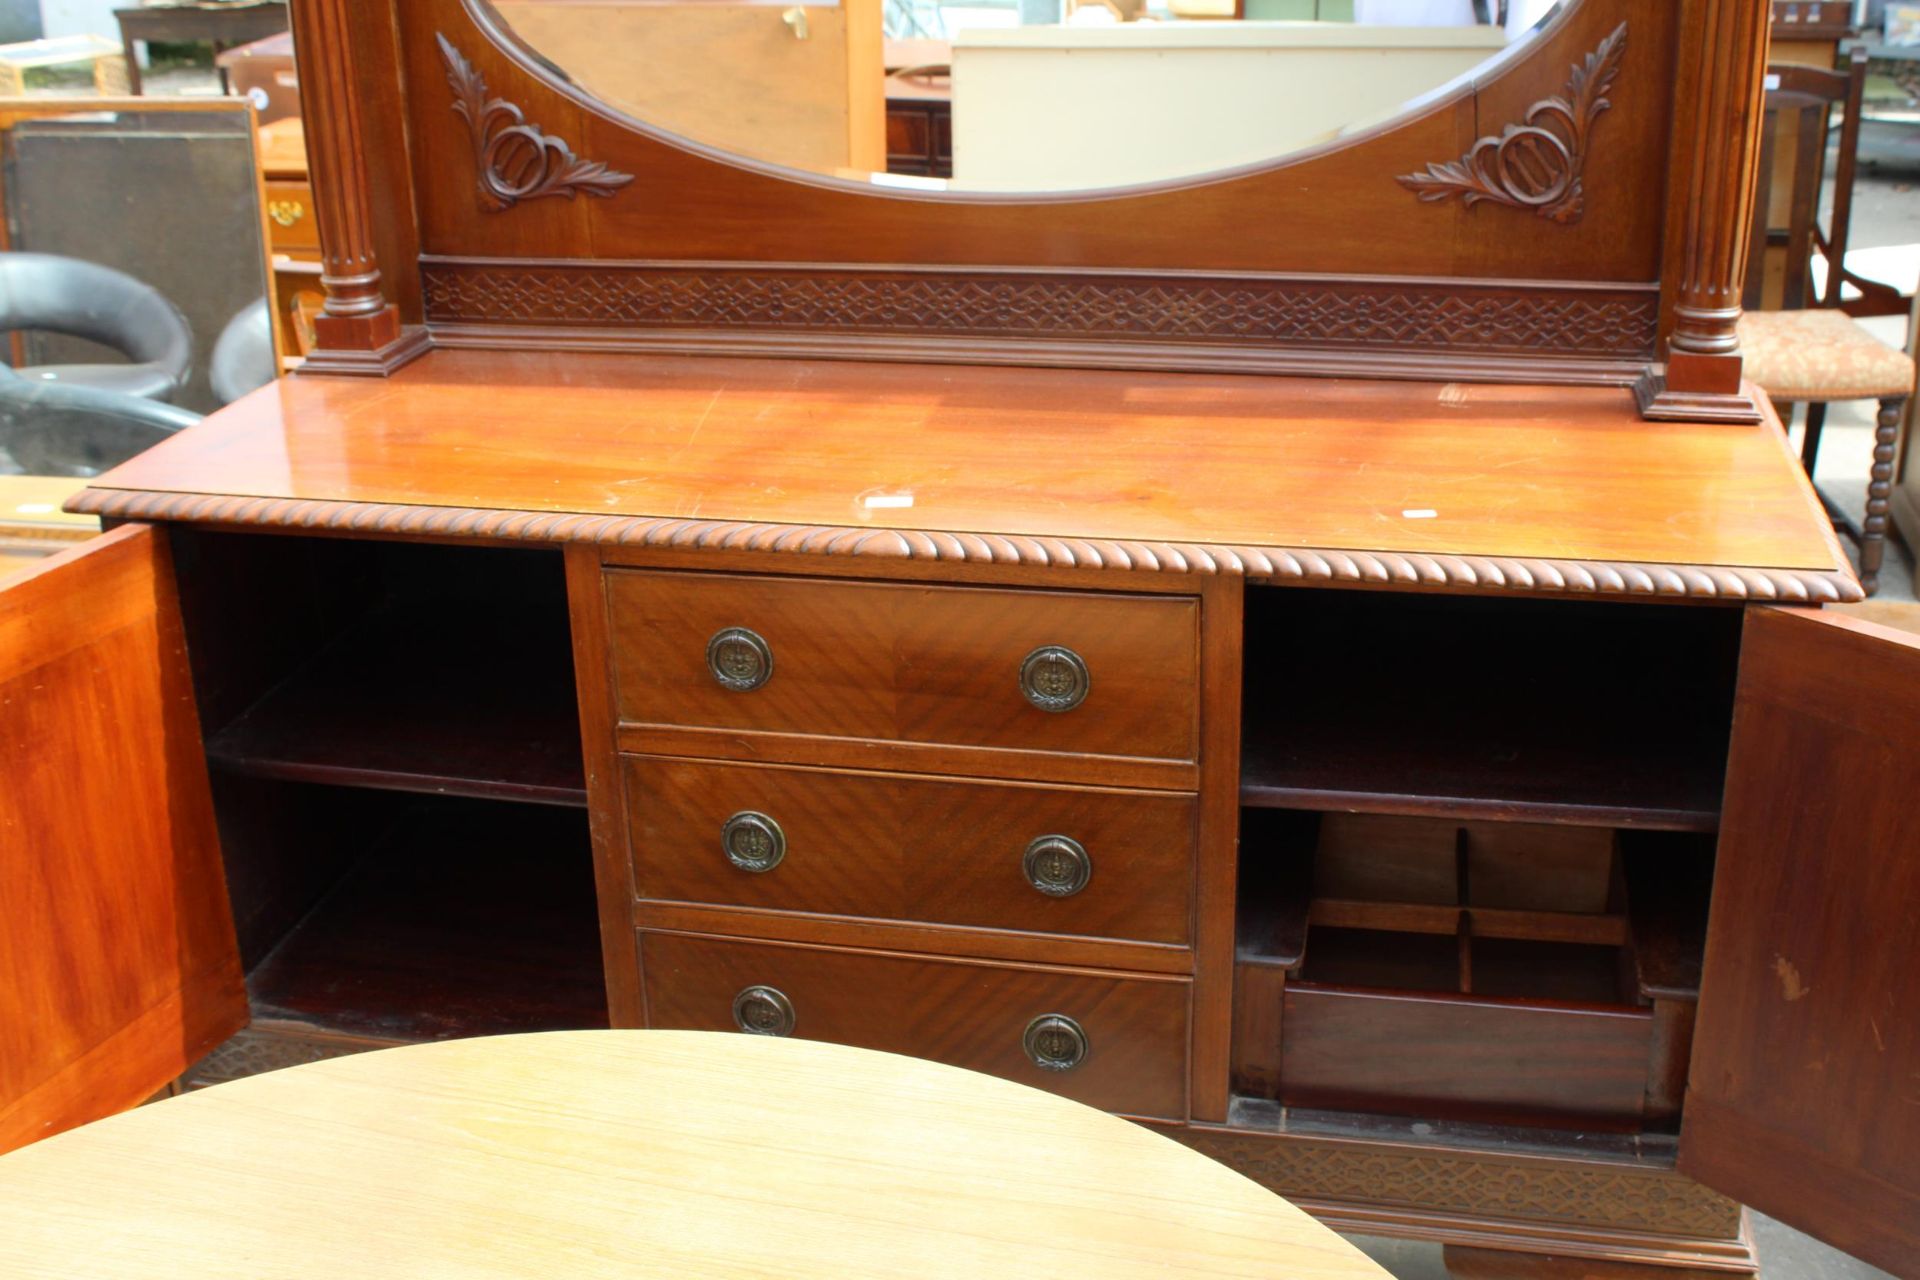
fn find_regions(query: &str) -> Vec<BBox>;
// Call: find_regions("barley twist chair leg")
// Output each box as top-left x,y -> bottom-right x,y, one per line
1862,396 -> 1903,596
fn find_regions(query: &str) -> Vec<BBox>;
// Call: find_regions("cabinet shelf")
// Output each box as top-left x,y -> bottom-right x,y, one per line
1239,587 -> 1741,831
1239,733 -> 1724,830
245,799 -> 609,1043
206,597 -> 587,808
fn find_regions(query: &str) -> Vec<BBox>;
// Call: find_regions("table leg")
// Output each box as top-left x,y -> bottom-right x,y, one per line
120,28 -> 143,95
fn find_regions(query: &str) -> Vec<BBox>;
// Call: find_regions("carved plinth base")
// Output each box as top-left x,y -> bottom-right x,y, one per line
298,323 -> 434,378
1177,1110 -> 1756,1274
1444,1244 -> 1757,1280
1633,368 -> 1765,425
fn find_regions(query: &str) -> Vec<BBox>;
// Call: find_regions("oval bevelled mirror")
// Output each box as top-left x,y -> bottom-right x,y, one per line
481,0 -> 1562,192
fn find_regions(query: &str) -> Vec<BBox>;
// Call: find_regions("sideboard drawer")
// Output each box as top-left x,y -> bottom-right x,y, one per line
264,179 -> 319,253
606,570 -> 1199,763
625,755 -> 1195,944
640,932 -> 1189,1119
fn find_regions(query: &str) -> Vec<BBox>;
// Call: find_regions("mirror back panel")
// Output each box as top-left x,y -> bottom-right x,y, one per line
302,0 -> 1764,402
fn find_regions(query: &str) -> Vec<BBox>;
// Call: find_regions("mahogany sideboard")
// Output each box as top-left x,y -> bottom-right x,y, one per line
5,351 -> 1918,1279
8,0 -> 1920,1273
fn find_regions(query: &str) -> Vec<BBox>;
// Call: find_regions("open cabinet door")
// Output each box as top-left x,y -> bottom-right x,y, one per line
0,524 -> 246,1153
1680,606 -> 1920,1275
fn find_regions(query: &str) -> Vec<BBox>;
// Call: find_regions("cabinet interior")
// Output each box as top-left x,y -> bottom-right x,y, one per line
1233,585 -> 1735,1139
165,542 -> 1740,1148
1240,585 -> 1744,830
171,530 -> 608,1053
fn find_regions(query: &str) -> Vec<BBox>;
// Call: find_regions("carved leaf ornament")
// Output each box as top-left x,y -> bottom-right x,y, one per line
1397,22 -> 1627,224
437,33 -> 635,211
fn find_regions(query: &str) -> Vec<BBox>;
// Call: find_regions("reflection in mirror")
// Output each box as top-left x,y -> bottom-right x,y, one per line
488,0 -> 1560,192
0,102 -> 276,578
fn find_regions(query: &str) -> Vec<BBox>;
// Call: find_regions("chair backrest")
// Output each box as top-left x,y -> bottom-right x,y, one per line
209,299 -> 276,406
0,371 -> 201,477
0,252 -> 193,388
1742,49 -> 1867,313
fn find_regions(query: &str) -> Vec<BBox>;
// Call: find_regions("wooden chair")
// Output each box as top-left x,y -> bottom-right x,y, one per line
1738,50 -> 1915,595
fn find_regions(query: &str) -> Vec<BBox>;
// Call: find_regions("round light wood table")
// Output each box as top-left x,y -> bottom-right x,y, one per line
0,1030 -> 1387,1279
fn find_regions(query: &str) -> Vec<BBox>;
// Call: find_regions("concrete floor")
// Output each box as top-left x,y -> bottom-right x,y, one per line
1345,1213 -> 1896,1278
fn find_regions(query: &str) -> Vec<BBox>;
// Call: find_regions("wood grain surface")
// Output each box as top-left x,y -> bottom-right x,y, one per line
0,525 -> 246,1153
407,0 -> 1670,284
239,801 -> 608,1043
75,351 -> 1848,583
0,1031 -> 1387,1278
568,544 -> 645,1025
1278,985 -> 1653,1129
624,755 -> 1197,944
1680,607 -> 1920,1275
639,933 -> 1190,1119
605,569 -> 1199,763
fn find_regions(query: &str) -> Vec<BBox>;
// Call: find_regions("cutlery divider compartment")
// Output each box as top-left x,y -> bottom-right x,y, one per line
1232,811 -> 1713,1132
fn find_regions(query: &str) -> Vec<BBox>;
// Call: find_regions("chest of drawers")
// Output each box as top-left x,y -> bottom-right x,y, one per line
587,562 -> 1234,1122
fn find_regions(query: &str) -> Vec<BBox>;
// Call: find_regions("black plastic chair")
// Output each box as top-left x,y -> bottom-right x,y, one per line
0,369 -> 200,477
210,299 -> 277,405
0,252 -> 194,402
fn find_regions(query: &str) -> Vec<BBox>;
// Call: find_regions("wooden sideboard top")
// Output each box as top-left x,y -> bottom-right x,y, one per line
75,350 -> 1856,600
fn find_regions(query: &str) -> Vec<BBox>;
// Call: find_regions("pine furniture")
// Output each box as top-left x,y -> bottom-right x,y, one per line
0,475 -> 91,575
254,116 -> 323,361
0,35 -> 129,96
0,1031 -> 1391,1279
3,0 -> 1918,1277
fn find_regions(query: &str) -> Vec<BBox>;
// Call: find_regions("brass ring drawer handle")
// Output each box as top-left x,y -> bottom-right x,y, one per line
1020,645 -> 1089,712
1023,1014 -> 1089,1072
721,810 -> 786,873
708,627 -> 773,691
1022,834 -> 1090,897
733,985 -> 796,1036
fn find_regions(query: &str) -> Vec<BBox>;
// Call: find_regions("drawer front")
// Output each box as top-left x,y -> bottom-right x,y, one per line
626,756 -> 1195,944
607,570 -> 1198,762
641,932 -> 1189,1119
263,180 -> 318,252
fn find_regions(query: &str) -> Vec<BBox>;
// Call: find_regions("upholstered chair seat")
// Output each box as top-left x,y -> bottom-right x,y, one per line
1738,309 -> 1915,403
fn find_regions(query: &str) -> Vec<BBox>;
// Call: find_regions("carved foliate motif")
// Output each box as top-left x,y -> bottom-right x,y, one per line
1397,22 -> 1627,224
436,33 -> 635,211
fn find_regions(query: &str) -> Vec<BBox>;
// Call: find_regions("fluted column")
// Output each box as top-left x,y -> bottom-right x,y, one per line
1636,0 -> 1770,423
289,0 -> 429,374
